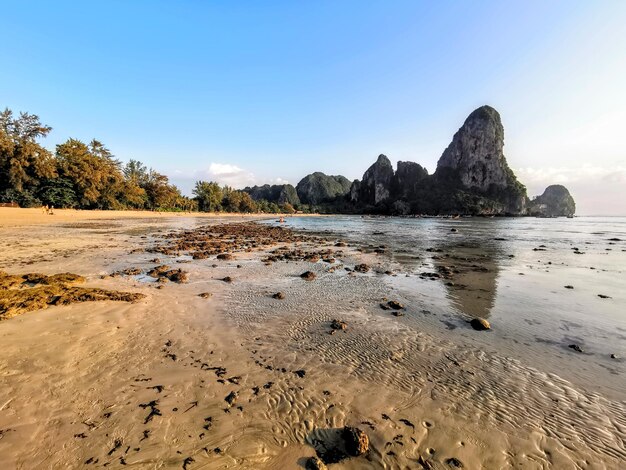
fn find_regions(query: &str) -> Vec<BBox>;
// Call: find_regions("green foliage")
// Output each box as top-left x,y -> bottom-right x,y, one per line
193,181 -> 223,212
0,108 -> 56,202
296,172 -> 351,205
38,177 -> 77,208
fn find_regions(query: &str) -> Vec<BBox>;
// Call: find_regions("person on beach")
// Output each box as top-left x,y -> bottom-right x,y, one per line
49,205 -> 54,215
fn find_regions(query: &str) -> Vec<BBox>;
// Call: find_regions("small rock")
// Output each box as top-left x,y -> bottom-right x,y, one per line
294,369 -> 306,378
300,271 -> 316,281
392,311 -> 405,317
610,353 -> 618,359
353,264 -> 370,273
597,294 -> 611,299
167,270 -> 188,283
387,300 -> 404,310
198,292 -> 213,299
568,344 -> 583,353
564,285 -> 574,289
305,456 -> 327,470
224,391 -> 238,405
470,318 -> 490,331
446,457 -> 464,468
217,253 -> 234,261
272,292 -> 285,300
222,276 -> 233,283
330,319 -> 347,330
342,426 -> 369,456
450,228 -> 458,233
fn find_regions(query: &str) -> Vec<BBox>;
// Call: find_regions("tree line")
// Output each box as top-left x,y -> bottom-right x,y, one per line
0,108 -> 295,213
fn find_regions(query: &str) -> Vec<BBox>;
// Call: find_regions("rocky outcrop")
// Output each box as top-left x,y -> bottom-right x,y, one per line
391,161 -> 428,199
243,184 -> 300,206
358,154 -> 394,205
242,106 -> 574,217
529,185 -> 575,217
436,106 -> 509,190
296,172 -> 351,205
434,105 -> 527,214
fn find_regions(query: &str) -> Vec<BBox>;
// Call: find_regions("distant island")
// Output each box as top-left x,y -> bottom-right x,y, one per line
1,105 -> 575,216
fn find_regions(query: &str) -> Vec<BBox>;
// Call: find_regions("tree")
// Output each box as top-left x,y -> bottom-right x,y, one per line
124,159 -> 149,185
193,181 -> 223,212
239,192 -> 257,213
38,177 -> 78,208
222,187 -> 243,212
0,108 -> 56,206
55,138 -> 125,209
143,170 -> 179,209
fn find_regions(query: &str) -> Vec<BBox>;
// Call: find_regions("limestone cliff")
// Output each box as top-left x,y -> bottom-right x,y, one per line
434,105 -> 527,214
243,184 -> 300,206
391,161 -> 429,200
529,185 -> 576,217
295,172 -> 351,205
358,154 -> 395,205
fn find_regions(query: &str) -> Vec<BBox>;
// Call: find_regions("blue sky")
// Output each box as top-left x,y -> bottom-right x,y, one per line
2,1 -> 625,214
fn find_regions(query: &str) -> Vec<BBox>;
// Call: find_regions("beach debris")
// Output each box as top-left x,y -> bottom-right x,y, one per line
597,294 -> 611,299
224,391 -> 238,405
147,265 -> 171,277
138,400 -> 162,424
217,253 -> 234,260
564,285 -> 574,289
294,369 -> 306,378
272,292 -> 285,299
353,263 -> 370,273
342,426 -> 369,456
330,319 -> 347,330
165,269 -> 188,283
305,456 -> 328,470
199,292 -> 213,298
119,267 -> 142,276
301,271 -> 316,281
147,265 -> 188,283
417,455 -> 434,469
182,457 -> 195,470
0,271 -> 145,321
222,276 -> 233,283
446,457 -> 464,467
399,418 -> 415,429
469,318 -> 491,331
450,228 -> 458,232
568,344 -> 584,353
610,353 -> 618,359
107,438 -> 123,456
387,300 -> 404,310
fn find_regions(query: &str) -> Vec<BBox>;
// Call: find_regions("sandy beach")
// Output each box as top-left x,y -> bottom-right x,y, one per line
0,209 -> 624,469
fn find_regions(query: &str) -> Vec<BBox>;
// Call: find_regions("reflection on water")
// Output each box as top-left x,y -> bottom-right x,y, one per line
431,241 -> 501,319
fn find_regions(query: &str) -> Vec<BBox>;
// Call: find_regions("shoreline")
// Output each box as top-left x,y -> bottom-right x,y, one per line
0,215 -> 624,468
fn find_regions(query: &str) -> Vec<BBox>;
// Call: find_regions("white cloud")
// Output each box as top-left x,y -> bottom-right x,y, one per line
515,165 -> 626,186
515,165 -> 626,215
203,162 -> 256,188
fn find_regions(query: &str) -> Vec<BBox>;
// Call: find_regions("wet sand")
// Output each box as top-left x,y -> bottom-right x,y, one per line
0,212 -> 624,469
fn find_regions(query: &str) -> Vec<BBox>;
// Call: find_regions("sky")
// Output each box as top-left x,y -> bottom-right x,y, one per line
1,0 -> 625,215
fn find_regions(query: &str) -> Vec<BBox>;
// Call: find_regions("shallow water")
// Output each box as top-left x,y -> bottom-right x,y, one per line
267,216 -> 626,398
